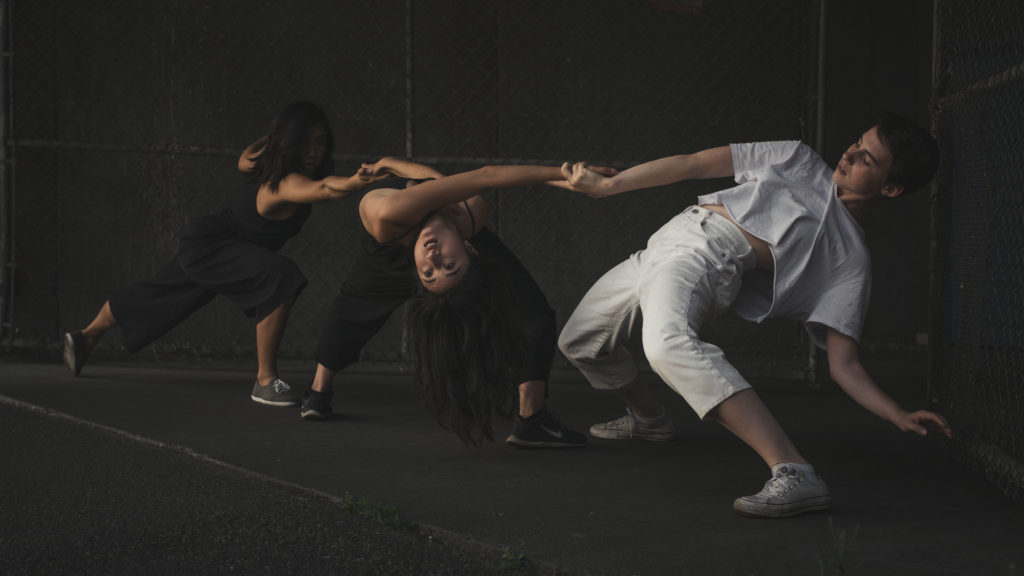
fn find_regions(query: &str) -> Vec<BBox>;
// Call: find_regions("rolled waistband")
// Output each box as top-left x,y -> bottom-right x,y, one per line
685,206 -> 756,272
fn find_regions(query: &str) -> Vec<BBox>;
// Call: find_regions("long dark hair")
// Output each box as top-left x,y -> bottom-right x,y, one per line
405,253 -> 525,447
249,101 -> 335,191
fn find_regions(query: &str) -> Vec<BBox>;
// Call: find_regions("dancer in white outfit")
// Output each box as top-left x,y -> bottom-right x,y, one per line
558,113 -> 952,518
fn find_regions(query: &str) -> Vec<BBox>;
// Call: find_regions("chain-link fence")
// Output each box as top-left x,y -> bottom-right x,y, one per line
6,0 -> 820,376
931,0 -> 1024,500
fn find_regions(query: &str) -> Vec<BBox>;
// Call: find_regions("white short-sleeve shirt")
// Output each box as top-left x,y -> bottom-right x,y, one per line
697,141 -> 871,348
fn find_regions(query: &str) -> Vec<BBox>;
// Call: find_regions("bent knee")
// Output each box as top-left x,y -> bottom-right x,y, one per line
642,334 -> 691,373
557,324 -> 589,362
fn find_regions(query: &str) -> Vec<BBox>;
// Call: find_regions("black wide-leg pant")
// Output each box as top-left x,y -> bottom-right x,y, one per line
109,229 -> 306,353
314,227 -> 556,384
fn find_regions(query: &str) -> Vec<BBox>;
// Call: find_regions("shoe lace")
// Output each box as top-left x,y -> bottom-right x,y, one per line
608,411 -> 636,432
272,379 -> 292,394
763,466 -> 802,497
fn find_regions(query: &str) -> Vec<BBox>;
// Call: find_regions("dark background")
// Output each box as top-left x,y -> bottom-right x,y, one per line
2,0 -> 933,375
3,0 -> 1021,503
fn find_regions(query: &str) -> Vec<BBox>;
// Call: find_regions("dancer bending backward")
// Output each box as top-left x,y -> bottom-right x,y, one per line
304,157 -> 607,448
63,101 -> 385,407
558,113 -> 952,517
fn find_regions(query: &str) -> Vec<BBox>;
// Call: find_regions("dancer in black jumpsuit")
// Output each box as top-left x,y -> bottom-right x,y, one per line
302,157 -> 612,448
63,101 -> 386,406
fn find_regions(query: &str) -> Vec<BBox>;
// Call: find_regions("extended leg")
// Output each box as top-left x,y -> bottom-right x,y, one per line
304,241 -> 416,421
558,255 -> 676,441
64,301 -> 118,376
82,301 -> 117,352
517,379 -> 545,417
249,294 -> 301,407
255,293 -> 295,388
310,362 -> 336,394
507,378 -> 588,448
712,389 -> 829,518
708,389 -> 806,467
298,363 -> 337,420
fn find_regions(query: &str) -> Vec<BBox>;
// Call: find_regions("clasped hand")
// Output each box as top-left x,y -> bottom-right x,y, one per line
551,161 -> 618,198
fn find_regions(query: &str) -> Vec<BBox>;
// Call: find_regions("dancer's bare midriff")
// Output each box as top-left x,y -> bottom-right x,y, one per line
700,204 -> 774,271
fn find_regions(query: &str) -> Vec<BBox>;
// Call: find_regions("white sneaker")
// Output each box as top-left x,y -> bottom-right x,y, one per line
589,407 -> 676,441
733,464 -> 832,518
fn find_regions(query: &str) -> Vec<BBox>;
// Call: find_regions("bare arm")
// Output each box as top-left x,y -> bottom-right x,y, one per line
238,135 -> 268,173
826,328 -> 952,437
261,167 -> 386,211
562,146 -> 734,198
367,156 -> 445,180
373,164 -> 564,229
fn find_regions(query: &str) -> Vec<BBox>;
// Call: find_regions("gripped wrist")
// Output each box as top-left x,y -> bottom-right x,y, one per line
600,176 -> 619,196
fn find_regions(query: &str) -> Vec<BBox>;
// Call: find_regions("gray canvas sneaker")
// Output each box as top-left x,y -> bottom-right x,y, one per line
589,407 -> 676,441
733,463 -> 832,518
250,378 -> 300,407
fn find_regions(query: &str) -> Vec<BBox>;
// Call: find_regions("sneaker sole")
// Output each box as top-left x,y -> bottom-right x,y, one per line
300,409 -> 330,420
250,395 -> 300,407
589,428 -> 676,441
505,434 -> 588,449
63,332 -> 80,376
732,495 -> 833,519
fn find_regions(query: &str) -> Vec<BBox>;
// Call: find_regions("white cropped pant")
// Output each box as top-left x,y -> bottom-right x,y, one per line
558,206 -> 756,418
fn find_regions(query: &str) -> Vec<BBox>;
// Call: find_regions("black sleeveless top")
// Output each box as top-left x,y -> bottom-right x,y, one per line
178,185 -> 312,254
225,185 -> 312,250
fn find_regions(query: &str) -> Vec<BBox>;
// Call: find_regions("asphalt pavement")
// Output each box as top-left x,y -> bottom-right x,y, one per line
1,351 -> 1021,575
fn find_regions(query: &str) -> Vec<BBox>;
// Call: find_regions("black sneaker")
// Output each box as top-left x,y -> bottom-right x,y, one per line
301,389 -> 333,420
506,408 -> 588,449
63,331 -> 88,377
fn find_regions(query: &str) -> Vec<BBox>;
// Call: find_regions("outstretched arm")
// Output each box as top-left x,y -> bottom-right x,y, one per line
826,328 -> 952,437
365,156 -> 445,180
374,164 -> 565,228
267,167 -> 388,205
562,145 -> 733,198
